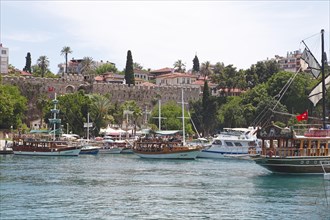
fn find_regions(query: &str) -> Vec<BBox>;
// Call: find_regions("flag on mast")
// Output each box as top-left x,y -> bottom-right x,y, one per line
301,48 -> 321,78
296,111 -> 308,121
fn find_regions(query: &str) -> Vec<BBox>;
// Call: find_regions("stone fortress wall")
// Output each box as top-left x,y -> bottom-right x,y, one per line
1,76 -> 201,108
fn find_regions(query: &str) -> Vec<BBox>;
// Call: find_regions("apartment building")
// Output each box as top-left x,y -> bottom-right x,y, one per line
0,43 -> 9,74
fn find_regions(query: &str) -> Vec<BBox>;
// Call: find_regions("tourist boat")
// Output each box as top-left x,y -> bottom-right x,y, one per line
12,95 -> 81,156
133,89 -> 201,159
12,135 -> 81,156
252,124 -> 330,174
197,127 -> 261,159
252,30 -> 330,174
133,135 -> 201,159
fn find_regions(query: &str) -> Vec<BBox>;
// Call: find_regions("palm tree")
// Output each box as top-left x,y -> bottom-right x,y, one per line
37,56 -> 49,78
90,94 -> 113,134
200,61 -> 213,79
81,57 -> 96,83
122,101 -> 142,135
174,59 -> 186,73
60,46 -> 72,77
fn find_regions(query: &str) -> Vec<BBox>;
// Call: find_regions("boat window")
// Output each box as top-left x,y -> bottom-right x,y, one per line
234,142 -> 243,146
226,142 -> 234,146
212,140 -> 222,145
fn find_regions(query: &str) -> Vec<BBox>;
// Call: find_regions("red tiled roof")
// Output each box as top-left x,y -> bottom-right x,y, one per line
150,67 -> 174,73
94,75 -> 104,81
20,71 -> 32,76
140,82 -> 157,87
134,69 -> 150,74
156,72 -> 197,79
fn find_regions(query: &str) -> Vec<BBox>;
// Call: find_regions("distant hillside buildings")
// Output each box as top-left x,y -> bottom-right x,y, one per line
274,50 -> 308,73
0,43 -> 9,74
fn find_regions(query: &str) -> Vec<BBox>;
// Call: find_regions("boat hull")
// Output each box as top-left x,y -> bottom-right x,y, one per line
13,148 -> 81,156
99,147 -> 124,154
197,146 -> 256,159
133,149 -> 200,159
80,149 -> 99,155
253,156 -> 330,174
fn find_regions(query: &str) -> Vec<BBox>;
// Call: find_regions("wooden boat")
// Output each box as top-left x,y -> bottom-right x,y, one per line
133,89 -> 201,159
252,29 -> 330,174
252,124 -> 330,174
12,135 -> 81,156
134,136 -> 201,159
12,94 -> 81,156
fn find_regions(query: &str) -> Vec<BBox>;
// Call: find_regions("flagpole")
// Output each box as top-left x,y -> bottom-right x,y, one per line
321,29 -> 326,129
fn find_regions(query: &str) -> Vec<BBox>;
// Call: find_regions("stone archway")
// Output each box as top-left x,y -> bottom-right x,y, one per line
65,85 -> 75,93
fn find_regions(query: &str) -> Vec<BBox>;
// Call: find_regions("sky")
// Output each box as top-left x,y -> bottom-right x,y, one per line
1,1 -> 329,74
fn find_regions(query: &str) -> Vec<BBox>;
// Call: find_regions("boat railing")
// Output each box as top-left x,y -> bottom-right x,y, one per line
263,147 -> 329,158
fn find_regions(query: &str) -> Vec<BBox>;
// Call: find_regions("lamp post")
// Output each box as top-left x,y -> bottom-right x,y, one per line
67,123 -> 69,134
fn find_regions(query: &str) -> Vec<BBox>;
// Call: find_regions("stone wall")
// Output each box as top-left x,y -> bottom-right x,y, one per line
1,76 -> 201,109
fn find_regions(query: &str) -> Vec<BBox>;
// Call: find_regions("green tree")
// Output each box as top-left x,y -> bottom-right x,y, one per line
37,55 -> 49,78
124,50 -> 135,86
89,94 -> 113,135
36,94 -> 49,129
174,59 -> 186,73
44,91 -> 92,136
192,55 -> 200,73
200,61 -> 213,79
61,46 -> 72,77
121,100 -> 142,135
150,101 -> 194,135
201,80 -> 218,136
95,63 -> 118,75
133,62 -> 143,70
23,52 -> 32,73
0,84 -> 27,129
81,56 -> 96,83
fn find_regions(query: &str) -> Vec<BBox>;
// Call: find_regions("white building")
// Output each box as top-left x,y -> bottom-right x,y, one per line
0,43 -> 9,74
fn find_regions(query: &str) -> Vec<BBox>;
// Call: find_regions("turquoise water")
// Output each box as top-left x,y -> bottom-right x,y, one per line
0,154 -> 329,220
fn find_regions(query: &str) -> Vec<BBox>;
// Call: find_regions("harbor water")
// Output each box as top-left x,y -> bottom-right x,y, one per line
0,154 -> 329,219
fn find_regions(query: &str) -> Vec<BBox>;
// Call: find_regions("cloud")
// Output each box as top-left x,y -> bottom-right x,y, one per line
2,1 -> 329,73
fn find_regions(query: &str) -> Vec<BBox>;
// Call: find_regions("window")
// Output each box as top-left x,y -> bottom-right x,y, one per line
225,142 -> 234,146
1,50 -> 6,55
234,142 -> 243,146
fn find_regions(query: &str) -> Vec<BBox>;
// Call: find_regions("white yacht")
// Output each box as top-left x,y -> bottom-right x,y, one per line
197,127 -> 261,159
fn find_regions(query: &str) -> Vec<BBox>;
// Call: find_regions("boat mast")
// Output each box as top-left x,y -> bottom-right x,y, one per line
321,29 -> 326,129
87,112 -> 90,140
181,88 -> 187,145
53,93 -> 57,141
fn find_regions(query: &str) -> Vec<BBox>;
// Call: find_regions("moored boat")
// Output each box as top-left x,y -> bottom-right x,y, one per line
133,89 -> 201,159
12,135 -> 81,156
252,124 -> 330,174
133,136 -> 201,159
252,29 -> 330,174
11,94 -> 81,156
197,127 -> 261,159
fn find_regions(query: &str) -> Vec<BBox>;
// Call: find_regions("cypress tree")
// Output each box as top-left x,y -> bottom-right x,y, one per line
125,50 -> 135,86
23,52 -> 32,73
192,55 -> 200,73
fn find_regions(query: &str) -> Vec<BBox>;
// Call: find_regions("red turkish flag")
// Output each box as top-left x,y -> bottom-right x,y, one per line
296,111 -> 308,121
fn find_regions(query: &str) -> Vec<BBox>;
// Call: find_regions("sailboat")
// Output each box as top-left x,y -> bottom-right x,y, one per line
12,94 -> 81,156
133,88 -> 201,159
252,29 -> 330,174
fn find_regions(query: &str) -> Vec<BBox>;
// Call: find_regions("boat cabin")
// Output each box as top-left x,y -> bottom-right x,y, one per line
257,125 -> 330,158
